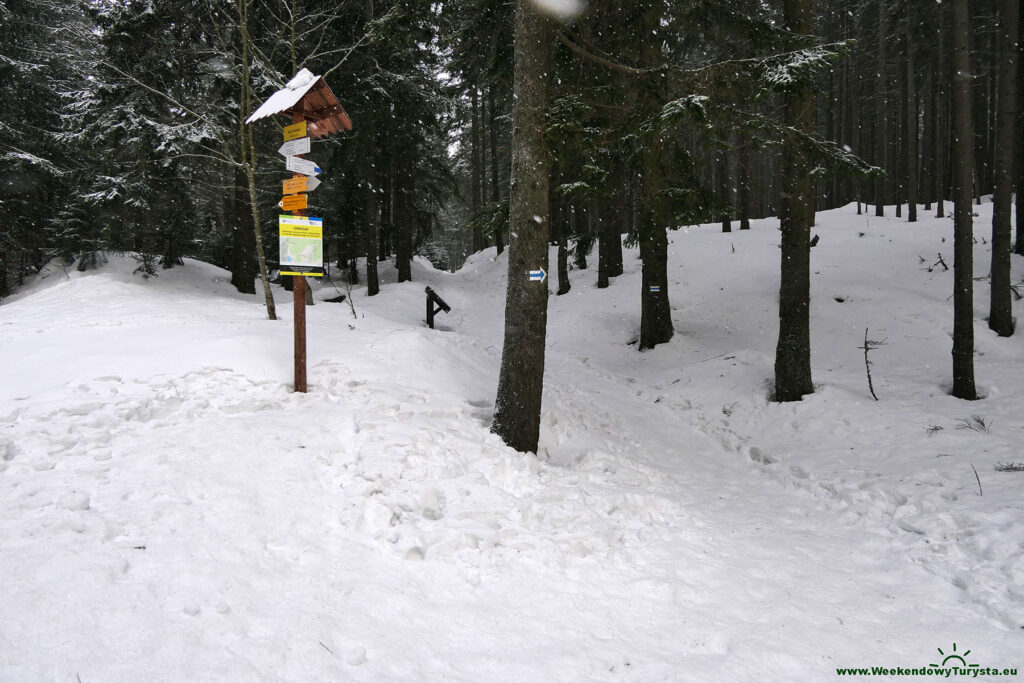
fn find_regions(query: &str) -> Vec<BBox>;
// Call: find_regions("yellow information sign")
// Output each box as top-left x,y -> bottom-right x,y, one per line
283,121 -> 307,141
279,215 -> 323,277
280,193 -> 308,212
279,215 -> 322,239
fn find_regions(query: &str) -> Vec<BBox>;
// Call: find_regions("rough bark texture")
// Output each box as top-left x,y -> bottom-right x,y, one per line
557,240 -> 570,295
552,188 -> 570,295
738,135 -> 752,230
874,7 -> 887,216
1018,0 -> 1024,258
906,25 -> 918,223
989,0 -> 1018,335
1018,0 -> 1024,257
471,88 -> 483,253
637,1 -> 672,351
362,0 -> 379,296
363,121 -> 380,296
229,165 -> 257,294
719,150 -> 732,232
239,0 -> 275,320
774,0 -> 815,402
395,183 -> 412,282
951,0 -> 978,399
935,5 -> 947,219
489,86 -> 504,255
491,0 -> 552,454
597,210 -> 610,289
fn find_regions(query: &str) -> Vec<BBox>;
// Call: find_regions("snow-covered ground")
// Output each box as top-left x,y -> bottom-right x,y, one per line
1,201 -> 1022,682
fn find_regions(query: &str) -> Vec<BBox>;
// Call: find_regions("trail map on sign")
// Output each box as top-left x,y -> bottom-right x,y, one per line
279,215 -> 323,270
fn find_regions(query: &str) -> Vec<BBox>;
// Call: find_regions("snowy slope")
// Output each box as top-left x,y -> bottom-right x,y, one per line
1,202 -> 1021,682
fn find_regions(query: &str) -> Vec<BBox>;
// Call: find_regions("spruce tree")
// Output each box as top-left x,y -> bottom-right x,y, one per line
492,0 -> 553,454
774,0 -> 817,402
950,0 -> 978,400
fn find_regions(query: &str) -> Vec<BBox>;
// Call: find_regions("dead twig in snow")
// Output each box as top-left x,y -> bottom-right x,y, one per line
970,463 -> 983,496
858,327 -> 886,401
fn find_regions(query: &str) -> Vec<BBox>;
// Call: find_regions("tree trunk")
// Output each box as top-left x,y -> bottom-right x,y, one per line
775,0 -> 816,402
364,124 -> 380,296
874,5 -> 888,216
906,24 -> 918,222
471,88 -> 483,253
638,207 -> 672,350
380,153 -> 392,262
229,164 -> 257,294
361,0 -> 380,296
936,5 -> 947,219
895,33 -> 904,220
553,189 -> 570,295
489,86 -> 504,255
395,182 -> 412,282
923,70 -> 934,211
1017,0 -> 1024,257
491,0 -> 552,454
239,0 -> 275,320
557,236 -> 570,296
951,0 -> 978,399
611,187 -> 624,277
638,1 -> 672,351
989,0 -> 1018,336
574,206 -> 591,271
738,134 -> 751,230
719,149 -> 732,232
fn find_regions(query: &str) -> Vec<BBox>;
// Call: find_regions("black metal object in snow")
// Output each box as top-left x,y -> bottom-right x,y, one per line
425,286 -> 451,329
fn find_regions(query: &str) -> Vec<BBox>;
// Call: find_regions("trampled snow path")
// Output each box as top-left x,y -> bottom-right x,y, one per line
1,203 -> 1022,681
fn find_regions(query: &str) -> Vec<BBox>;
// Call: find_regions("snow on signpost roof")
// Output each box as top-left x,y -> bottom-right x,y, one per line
245,68 -> 320,124
245,67 -> 353,137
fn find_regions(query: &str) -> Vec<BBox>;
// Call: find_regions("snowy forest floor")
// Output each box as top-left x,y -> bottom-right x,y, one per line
1,201 -> 1022,681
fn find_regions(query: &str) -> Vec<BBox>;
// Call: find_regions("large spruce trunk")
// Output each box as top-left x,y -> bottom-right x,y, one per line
491,0 -> 552,454
774,0 -> 816,402
229,165 -> 256,294
395,181 -> 412,283
364,119 -> 380,296
637,1 -> 673,351
874,7 -> 888,216
950,0 -> 978,399
989,0 -> 1018,336
905,25 -> 918,223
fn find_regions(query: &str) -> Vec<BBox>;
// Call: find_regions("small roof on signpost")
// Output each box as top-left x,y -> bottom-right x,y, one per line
246,68 -> 352,137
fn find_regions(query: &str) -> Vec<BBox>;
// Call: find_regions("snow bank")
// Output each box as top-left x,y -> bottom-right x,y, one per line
1,203 -> 1022,681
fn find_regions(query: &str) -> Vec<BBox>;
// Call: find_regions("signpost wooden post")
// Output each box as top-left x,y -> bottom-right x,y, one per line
245,68 -> 352,393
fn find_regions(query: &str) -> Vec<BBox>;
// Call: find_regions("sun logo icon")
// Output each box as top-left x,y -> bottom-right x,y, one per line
929,643 -> 981,668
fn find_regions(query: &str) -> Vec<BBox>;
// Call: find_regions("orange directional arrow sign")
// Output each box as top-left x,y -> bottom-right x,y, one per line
278,193 -> 308,212
282,175 -> 322,195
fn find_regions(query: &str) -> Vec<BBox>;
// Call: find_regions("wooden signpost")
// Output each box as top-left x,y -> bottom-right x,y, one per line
245,68 -> 352,393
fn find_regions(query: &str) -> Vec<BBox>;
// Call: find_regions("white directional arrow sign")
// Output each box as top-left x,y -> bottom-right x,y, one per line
528,267 -> 547,283
286,155 -> 322,177
278,137 -> 311,157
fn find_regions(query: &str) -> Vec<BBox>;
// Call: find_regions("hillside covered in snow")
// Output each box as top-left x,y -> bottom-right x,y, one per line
1,202 -> 1022,681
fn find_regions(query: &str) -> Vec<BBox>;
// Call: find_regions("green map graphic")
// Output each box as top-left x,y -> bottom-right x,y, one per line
279,237 -> 322,268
